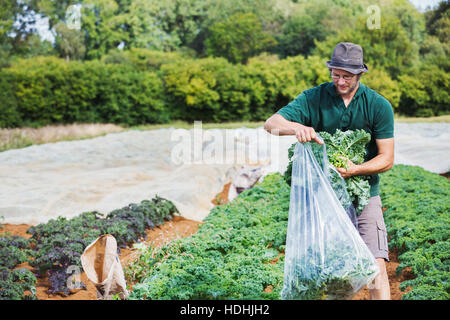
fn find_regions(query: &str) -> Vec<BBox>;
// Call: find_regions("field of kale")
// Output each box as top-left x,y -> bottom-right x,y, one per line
0,196 -> 178,299
1,164 -> 448,300
126,164 -> 449,300
380,165 -> 450,299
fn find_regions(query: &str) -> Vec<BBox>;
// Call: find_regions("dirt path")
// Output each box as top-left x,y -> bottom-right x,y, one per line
1,182 -> 410,300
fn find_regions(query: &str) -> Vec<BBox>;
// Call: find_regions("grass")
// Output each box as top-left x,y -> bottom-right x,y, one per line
129,120 -> 266,131
0,114 -> 448,153
0,123 -> 123,152
394,114 -> 450,123
0,121 -> 265,153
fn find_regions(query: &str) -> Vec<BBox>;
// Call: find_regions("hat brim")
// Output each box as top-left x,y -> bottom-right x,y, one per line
326,61 -> 368,74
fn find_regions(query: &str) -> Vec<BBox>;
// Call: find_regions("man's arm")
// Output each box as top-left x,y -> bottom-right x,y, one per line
264,114 -> 323,144
336,138 -> 394,178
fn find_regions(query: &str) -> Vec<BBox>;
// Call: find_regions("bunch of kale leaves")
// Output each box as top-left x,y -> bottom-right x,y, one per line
281,241 -> 378,300
284,129 -> 371,214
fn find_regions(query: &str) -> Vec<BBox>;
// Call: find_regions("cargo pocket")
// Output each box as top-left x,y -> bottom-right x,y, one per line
376,219 -> 388,252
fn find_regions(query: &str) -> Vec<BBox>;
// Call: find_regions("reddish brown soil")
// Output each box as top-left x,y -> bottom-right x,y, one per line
211,182 -> 231,206
1,182 -> 411,300
351,249 -> 413,300
440,172 -> 450,179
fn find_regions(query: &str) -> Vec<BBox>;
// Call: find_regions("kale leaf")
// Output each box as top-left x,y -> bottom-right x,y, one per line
284,129 -> 371,214
0,267 -> 37,300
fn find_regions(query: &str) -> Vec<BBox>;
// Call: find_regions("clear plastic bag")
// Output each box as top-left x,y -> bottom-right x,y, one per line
281,140 -> 379,300
310,139 -> 359,229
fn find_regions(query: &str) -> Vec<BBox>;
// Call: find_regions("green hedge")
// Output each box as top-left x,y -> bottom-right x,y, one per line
0,72 -> 20,128
0,56 -> 167,128
0,50 -> 448,128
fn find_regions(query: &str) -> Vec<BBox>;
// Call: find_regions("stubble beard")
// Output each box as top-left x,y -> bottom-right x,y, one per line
335,79 -> 359,96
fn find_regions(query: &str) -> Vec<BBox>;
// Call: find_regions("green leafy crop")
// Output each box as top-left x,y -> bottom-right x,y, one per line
128,165 -> 448,300
129,171 -> 379,301
128,174 -> 290,300
26,196 -> 178,296
0,267 -> 37,300
380,165 -> 450,300
0,236 -> 34,269
0,236 -> 37,300
0,196 -> 178,299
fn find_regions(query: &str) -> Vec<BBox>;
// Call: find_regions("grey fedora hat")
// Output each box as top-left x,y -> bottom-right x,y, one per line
326,42 -> 368,74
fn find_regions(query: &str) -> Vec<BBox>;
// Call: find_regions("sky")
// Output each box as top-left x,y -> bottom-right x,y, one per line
33,0 -> 446,43
409,0 -> 444,11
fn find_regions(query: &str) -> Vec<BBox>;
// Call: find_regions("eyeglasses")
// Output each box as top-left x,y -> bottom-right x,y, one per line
331,74 -> 355,81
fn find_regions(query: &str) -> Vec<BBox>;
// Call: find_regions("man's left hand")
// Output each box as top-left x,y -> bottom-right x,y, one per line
335,157 -> 359,179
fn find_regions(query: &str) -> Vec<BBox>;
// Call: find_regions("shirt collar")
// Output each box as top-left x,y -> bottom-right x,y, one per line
326,81 -> 366,98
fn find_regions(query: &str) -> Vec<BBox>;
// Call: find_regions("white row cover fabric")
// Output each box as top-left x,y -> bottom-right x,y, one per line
0,123 -> 448,224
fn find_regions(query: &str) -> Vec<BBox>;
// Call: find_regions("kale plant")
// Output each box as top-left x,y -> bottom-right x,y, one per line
0,267 -> 37,300
0,236 -> 34,269
128,174 -> 290,300
0,236 -> 37,300
26,196 -> 178,296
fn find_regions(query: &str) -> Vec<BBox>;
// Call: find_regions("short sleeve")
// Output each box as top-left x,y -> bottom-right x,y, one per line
276,92 -> 311,126
373,96 -> 394,139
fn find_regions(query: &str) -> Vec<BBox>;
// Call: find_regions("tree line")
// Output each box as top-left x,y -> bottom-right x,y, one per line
0,0 -> 448,128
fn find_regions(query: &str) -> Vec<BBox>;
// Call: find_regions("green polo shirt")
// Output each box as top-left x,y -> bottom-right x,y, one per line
276,81 -> 394,197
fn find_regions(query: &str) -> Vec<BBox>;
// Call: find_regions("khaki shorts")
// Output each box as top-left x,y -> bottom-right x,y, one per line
357,196 -> 389,262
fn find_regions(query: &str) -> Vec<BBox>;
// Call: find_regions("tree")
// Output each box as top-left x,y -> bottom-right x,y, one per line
205,13 -> 277,64
424,0 -> 450,55
54,21 -> 86,61
121,0 -> 184,51
274,10 -> 328,58
195,0 -> 283,55
81,0 -> 129,60
122,0 -> 281,56
36,0 -> 79,31
361,69 -> 401,109
0,0 -> 41,66
314,14 -> 418,78
425,0 -> 450,40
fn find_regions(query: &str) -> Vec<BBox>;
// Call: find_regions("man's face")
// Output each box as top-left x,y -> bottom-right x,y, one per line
331,69 -> 360,96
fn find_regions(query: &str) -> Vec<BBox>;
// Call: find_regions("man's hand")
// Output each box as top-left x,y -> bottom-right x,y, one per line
335,157 -> 359,178
335,138 -> 394,179
264,114 -> 323,145
295,125 -> 323,144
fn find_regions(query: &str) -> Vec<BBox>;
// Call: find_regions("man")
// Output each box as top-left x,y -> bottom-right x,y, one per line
264,42 -> 394,300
